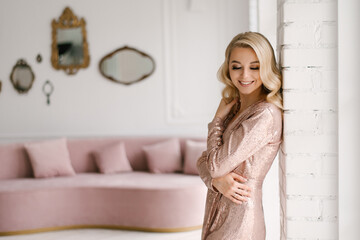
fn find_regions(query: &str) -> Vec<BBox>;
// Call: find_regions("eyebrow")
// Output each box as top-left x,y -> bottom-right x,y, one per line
231,60 -> 259,64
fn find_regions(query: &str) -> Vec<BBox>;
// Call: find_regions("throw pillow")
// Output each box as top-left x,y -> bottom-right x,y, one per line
183,140 -> 207,175
93,142 -> 133,174
24,138 -> 76,178
142,138 -> 182,173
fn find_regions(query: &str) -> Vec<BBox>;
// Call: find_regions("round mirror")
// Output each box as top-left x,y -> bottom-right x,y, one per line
10,59 -> 35,94
99,46 -> 155,85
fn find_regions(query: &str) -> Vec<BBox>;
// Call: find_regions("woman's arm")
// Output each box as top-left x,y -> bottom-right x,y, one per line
197,150 -> 218,192
197,151 -> 252,204
206,107 -> 274,178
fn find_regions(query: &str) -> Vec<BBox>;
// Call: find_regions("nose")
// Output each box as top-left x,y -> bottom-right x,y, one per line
241,68 -> 250,79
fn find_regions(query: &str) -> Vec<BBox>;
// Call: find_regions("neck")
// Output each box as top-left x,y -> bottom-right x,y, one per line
239,88 -> 266,112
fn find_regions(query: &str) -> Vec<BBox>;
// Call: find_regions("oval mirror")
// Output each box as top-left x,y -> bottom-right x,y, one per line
99,46 -> 155,85
10,59 -> 35,94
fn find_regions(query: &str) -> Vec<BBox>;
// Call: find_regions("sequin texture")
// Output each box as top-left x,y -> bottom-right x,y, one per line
197,100 -> 282,240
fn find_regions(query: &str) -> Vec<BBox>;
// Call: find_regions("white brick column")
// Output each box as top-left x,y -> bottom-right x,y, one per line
277,0 -> 338,239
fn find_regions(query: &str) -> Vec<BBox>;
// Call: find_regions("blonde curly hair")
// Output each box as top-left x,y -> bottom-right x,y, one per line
218,32 -> 283,109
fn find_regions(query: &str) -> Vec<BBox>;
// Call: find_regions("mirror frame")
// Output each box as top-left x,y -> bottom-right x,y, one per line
99,46 -> 156,85
10,59 -> 35,94
51,7 -> 90,75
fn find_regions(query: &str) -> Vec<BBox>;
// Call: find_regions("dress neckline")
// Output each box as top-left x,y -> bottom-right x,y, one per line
225,98 -> 266,128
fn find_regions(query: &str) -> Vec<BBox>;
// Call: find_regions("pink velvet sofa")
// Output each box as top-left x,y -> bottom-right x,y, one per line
0,137 -> 207,236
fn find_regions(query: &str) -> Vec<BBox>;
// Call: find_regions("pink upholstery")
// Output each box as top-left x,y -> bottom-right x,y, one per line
0,143 -> 33,179
0,137 -> 206,235
183,140 -> 207,175
24,138 -> 76,178
93,141 -> 133,174
142,138 -> 182,173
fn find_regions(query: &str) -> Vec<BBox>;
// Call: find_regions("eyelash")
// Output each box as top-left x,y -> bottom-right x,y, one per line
232,67 -> 259,70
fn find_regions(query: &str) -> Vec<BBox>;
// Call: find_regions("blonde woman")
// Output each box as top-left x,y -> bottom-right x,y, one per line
197,32 -> 283,240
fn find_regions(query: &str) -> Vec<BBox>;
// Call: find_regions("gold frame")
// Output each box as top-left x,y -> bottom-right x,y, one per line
10,59 -> 35,94
99,46 -> 156,85
51,7 -> 90,75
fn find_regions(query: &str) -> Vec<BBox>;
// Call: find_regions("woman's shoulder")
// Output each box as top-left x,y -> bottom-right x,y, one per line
251,100 -> 282,121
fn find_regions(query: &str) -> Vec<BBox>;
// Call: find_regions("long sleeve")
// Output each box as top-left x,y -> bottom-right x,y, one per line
196,151 -> 218,192
206,107 -> 274,178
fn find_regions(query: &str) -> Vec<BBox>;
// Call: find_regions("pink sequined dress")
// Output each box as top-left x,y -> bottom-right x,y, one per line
197,99 -> 282,240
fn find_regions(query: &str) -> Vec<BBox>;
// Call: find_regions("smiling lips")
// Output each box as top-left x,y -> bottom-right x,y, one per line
239,80 -> 255,87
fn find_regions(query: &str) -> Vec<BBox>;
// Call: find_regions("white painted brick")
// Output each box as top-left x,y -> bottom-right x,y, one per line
283,22 -> 318,46
285,155 -> 321,175
283,21 -> 337,47
283,2 -> 337,23
322,199 -> 338,219
287,220 -> 338,238
279,1 -> 338,239
283,135 -> 337,154
320,22 -> 337,46
282,69 -> 314,90
283,69 -> 337,91
322,155 -> 338,175
321,70 -> 337,90
319,111 -> 337,134
286,175 -> 337,196
284,111 -> 338,135
282,48 -> 337,68
283,91 -> 337,110
284,110 -> 337,135
282,21 -> 337,48
283,111 -> 318,134
287,199 -> 321,218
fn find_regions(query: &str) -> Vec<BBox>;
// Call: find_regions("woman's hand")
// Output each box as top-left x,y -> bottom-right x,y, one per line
214,98 -> 238,120
212,172 -> 252,205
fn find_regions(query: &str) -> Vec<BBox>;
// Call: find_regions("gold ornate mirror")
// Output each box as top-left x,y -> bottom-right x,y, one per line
51,7 -> 90,75
10,59 -> 35,94
99,46 -> 156,85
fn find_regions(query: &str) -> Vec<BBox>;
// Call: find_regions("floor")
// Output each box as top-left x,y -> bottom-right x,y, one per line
0,229 -> 202,240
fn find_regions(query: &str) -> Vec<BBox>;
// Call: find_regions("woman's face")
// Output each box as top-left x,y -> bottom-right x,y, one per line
228,47 -> 263,96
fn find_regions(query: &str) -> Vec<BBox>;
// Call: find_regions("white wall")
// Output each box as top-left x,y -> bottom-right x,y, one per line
338,0 -> 360,239
0,0 -> 248,139
278,1 -> 338,239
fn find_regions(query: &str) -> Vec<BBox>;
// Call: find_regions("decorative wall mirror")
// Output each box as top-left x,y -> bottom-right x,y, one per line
10,59 -> 35,94
51,7 -> 90,75
99,46 -> 155,85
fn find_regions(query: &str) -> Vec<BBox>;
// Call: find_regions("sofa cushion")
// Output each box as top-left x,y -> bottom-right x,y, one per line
0,143 -> 33,179
142,138 -> 182,173
24,138 -> 76,178
93,142 -> 133,174
183,140 -> 206,175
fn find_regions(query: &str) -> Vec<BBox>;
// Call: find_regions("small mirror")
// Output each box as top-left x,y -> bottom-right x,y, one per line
51,7 -> 90,75
10,59 -> 35,94
99,46 -> 155,85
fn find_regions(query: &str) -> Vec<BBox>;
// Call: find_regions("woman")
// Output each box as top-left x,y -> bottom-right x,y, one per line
197,32 -> 283,240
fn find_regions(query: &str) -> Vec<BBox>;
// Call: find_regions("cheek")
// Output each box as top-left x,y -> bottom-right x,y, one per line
254,73 -> 262,83
228,70 -> 236,81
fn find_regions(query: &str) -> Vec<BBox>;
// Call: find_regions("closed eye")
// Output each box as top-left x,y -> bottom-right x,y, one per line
232,66 -> 241,70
